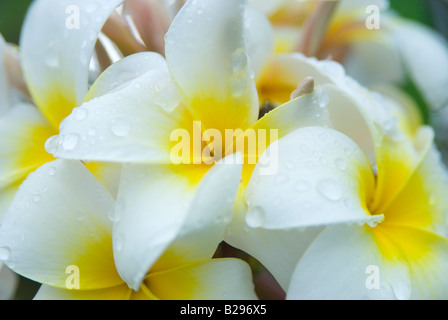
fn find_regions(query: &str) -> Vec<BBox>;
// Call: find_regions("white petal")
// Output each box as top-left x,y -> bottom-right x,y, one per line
392,19 -> 448,109
147,258 -> 258,300
343,36 -> 405,87
0,103 -> 55,188
225,197 -> 323,290
245,126 -> 381,229
113,154 -> 243,290
49,52 -> 189,164
20,0 -> 123,128
155,153 -> 243,271
0,181 -> 20,220
287,225 -> 411,300
244,8 -> 274,80
84,51 -> 167,101
0,160 -> 122,289
34,283 -> 131,300
247,0 -> 290,15
165,0 -> 259,131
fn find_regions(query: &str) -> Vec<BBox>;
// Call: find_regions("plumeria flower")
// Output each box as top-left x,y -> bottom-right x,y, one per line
0,159 -> 257,300
0,0 -> 128,218
44,0 -> 334,292
249,0 -> 448,114
225,54 -> 448,299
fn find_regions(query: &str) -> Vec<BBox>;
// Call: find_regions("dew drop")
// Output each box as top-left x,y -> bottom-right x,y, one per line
229,77 -> 246,97
61,134 -> 80,151
0,246 -> 10,262
87,127 -> 97,136
315,87 -> 329,107
344,147 -> 351,157
115,233 -> 125,252
47,166 -> 57,176
110,120 -> 130,137
32,192 -> 41,203
44,135 -> 59,154
231,48 -> 247,72
246,206 -> 266,228
393,282 -> 412,300
317,179 -> 343,201
334,157 -> 347,171
44,54 -> 59,68
74,108 -> 88,121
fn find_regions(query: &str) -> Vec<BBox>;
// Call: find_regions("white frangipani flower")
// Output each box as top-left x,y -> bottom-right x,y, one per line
248,0 -> 448,112
0,159 -> 257,300
0,0 -> 124,217
225,54 -> 448,299
44,0 -> 336,292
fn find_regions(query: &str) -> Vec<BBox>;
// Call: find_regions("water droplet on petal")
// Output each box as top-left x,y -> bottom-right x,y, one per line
335,158 -> 347,171
317,179 -> 343,201
61,134 -> 80,151
87,127 -> 97,136
0,246 -> 10,262
45,136 -> 59,154
48,166 -> 57,176
74,108 -> 88,121
367,219 -> 380,228
231,48 -> 247,72
32,192 -> 41,203
229,77 -> 246,97
115,233 -> 125,252
246,206 -> 266,228
44,55 -> 59,68
110,119 -> 130,137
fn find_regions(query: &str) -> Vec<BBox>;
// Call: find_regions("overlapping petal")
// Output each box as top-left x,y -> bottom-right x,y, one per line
0,160 -> 122,290
113,153 -> 243,290
147,259 -> 257,300
244,126 -> 380,230
48,52 -> 190,164
20,0 -> 123,129
165,0 -> 259,135
0,104 -> 55,189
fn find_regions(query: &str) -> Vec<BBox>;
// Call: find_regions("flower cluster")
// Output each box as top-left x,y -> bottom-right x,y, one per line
1,0 -> 448,300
